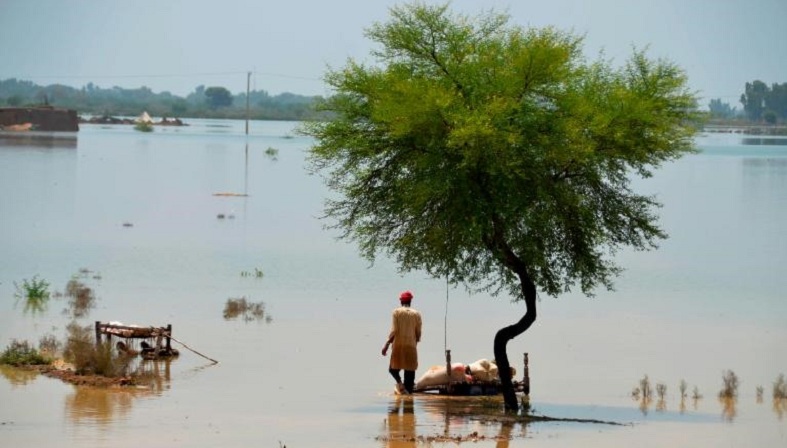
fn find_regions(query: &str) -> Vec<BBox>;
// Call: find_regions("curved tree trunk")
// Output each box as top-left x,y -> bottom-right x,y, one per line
484,218 -> 538,412
494,286 -> 537,411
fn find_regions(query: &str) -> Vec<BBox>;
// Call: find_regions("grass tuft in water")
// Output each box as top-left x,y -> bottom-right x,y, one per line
13,276 -> 51,315
265,147 -> 279,161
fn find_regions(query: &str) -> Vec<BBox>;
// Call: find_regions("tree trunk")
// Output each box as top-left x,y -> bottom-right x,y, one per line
494,286 -> 537,411
484,215 -> 538,411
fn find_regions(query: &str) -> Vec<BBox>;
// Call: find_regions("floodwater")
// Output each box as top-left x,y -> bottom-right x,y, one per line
1,121 -> 786,447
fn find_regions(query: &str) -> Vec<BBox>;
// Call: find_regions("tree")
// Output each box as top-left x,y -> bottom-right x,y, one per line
741,80 -> 768,121
708,98 -> 737,119
766,82 -> 787,121
204,86 -> 233,110
304,2 -> 700,411
6,95 -> 23,106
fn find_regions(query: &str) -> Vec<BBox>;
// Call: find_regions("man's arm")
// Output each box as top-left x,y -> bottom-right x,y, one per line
382,312 -> 397,355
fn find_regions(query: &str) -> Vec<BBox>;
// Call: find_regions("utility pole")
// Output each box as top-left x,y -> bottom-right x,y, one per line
245,71 -> 251,135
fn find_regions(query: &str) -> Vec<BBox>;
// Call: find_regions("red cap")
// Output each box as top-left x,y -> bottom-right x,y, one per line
399,290 -> 413,301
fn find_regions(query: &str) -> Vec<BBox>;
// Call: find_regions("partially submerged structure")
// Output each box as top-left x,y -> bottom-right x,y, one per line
95,321 -> 180,360
414,350 -> 530,396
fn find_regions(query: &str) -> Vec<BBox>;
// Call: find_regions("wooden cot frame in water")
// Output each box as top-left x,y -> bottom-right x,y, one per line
414,350 -> 531,396
94,321 -> 180,359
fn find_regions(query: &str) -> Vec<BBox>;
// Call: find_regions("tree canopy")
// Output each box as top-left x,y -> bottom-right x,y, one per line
303,2 -> 700,411
204,86 -> 234,110
741,80 -> 787,122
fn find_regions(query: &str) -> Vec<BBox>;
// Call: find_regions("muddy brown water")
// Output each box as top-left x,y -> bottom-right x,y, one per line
1,123 -> 786,446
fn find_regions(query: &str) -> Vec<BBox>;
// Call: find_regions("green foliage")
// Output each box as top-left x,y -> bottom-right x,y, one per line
264,147 -> 279,160
38,333 -> 61,358
763,110 -> 777,125
62,322 -> 129,376
741,81 -> 787,122
204,86 -> 234,110
13,275 -> 51,315
6,94 -> 23,106
0,340 -> 49,366
708,98 -> 737,119
303,2 -> 701,300
133,121 -> 154,132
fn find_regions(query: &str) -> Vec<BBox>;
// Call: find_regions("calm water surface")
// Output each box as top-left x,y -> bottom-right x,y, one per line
1,122 -> 786,447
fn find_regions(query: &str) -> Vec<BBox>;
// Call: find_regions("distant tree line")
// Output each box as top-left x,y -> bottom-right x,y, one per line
0,78 -> 327,121
739,81 -> 787,124
709,80 -> 787,124
4,77 -> 784,125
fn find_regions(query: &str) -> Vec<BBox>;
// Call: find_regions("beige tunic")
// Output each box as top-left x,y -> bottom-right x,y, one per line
387,306 -> 422,371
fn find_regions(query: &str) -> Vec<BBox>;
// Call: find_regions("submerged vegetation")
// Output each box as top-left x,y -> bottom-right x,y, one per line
63,276 -> 97,319
719,370 -> 740,398
133,121 -> 154,132
13,276 -> 51,315
240,268 -> 264,278
223,297 -> 271,323
264,147 -> 279,161
774,374 -> 787,400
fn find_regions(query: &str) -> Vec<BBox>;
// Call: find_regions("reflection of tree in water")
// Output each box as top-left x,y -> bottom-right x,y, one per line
774,399 -> 786,420
66,387 -> 135,425
378,394 -> 618,444
65,359 -> 172,426
638,396 -> 652,416
0,365 -> 38,386
719,396 -> 737,422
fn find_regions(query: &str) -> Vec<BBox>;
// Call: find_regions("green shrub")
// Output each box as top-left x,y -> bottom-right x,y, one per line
0,340 -> 49,366
37,334 -> 61,360
13,276 -> 51,314
62,323 -> 130,377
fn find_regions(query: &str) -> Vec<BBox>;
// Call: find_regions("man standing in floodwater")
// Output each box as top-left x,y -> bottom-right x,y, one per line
382,290 -> 422,394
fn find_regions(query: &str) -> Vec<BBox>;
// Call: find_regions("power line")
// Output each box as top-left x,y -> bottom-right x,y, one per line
0,70 -> 321,82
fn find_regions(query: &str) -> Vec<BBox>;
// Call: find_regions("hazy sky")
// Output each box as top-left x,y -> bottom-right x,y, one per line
1,0 -> 785,106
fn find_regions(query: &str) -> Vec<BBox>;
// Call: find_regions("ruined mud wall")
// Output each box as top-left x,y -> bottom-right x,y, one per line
0,107 -> 79,131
